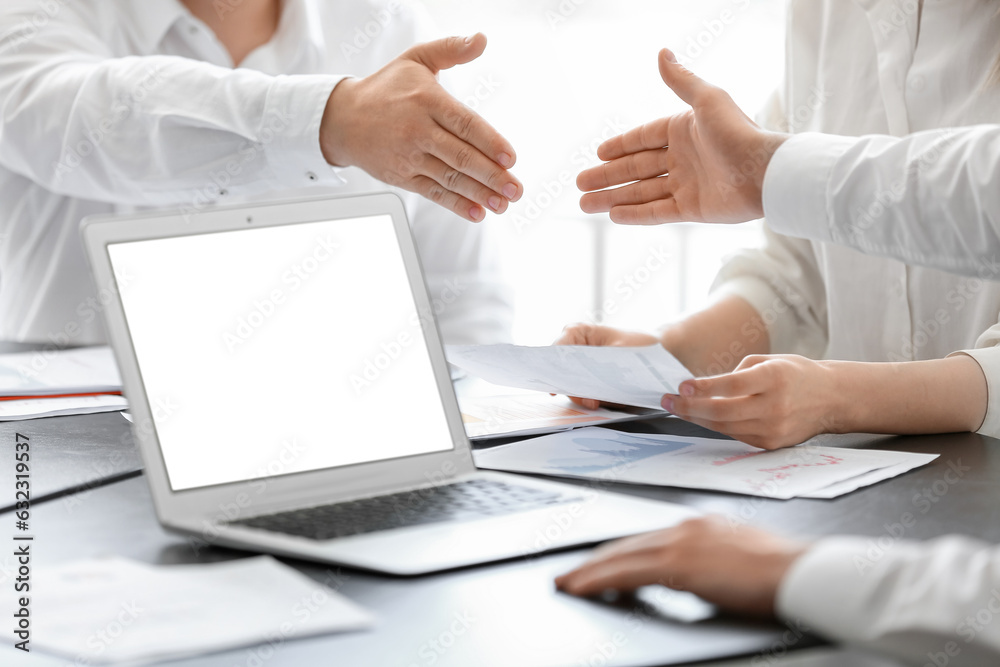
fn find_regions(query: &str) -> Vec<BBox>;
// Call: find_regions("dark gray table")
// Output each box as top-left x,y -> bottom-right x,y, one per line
4,412 -> 997,666
0,411 -> 141,512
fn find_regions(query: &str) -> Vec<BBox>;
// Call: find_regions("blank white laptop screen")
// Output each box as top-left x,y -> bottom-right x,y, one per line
106,214 -> 455,491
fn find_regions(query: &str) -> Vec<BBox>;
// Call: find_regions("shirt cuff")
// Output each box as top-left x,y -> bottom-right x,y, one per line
776,536 -> 880,641
948,348 -> 1000,437
763,133 -> 861,243
261,74 -> 347,190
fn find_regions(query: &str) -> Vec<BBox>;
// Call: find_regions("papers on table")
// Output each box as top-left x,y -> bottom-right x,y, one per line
0,346 -> 125,420
473,427 -> 938,499
0,346 -> 121,397
797,459 -> 923,499
33,556 -> 374,665
0,394 -> 128,421
458,392 -> 656,440
446,344 -> 693,410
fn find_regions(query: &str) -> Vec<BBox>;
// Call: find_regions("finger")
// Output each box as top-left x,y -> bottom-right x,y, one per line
407,174 -> 484,222
423,154 -> 508,214
669,394 -> 761,423
596,117 -> 671,162
589,528 -> 678,560
428,127 -> 518,202
576,164 -> 606,193
658,47 -> 716,107
556,552 -> 676,596
678,366 -> 770,399
433,100 -> 520,185
553,323 -> 616,347
580,176 -> 672,214
553,324 -> 593,346
610,198 -> 683,225
577,149 -> 671,192
404,34 -> 488,74
678,414 -> 767,440
566,396 -> 602,410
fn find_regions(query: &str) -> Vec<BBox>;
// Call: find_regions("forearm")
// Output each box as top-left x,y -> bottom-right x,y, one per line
830,355 -> 987,435
660,295 -> 770,376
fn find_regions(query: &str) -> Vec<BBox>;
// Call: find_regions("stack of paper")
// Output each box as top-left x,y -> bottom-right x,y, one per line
459,393 -> 656,440
447,343 -> 693,410
32,556 -> 374,664
0,394 -> 128,421
0,346 -> 126,421
473,427 -> 938,499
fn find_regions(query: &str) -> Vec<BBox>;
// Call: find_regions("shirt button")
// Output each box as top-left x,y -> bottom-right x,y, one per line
907,74 -> 925,92
306,172 -> 318,182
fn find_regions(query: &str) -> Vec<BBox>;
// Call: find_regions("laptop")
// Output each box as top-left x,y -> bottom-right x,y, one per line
81,193 -> 697,575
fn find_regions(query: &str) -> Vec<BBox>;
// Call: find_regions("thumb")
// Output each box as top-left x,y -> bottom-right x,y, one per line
658,48 -> 714,106
404,33 -> 488,74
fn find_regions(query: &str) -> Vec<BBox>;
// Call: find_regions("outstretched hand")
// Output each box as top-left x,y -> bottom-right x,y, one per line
577,48 -> 789,225
321,34 -> 522,222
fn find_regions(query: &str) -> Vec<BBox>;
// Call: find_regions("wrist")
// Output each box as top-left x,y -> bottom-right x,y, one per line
319,77 -> 358,167
822,360 -> 862,434
751,130 -> 791,207
765,541 -> 811,614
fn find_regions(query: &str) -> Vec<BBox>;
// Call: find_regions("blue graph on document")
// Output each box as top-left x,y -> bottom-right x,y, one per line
545,432 -> 693,474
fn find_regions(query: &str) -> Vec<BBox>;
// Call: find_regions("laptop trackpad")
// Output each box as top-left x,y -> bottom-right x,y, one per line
315,494 -> 697,574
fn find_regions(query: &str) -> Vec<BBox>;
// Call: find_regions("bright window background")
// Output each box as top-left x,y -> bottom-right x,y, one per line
421,0 -> 786,344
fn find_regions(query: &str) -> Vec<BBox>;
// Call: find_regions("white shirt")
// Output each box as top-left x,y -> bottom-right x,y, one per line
713,0 -> 1000,436
779,535 -> 1000,665
764,127 -> 1000,279
0,0 -> 512,346
744,1 -> 1000,662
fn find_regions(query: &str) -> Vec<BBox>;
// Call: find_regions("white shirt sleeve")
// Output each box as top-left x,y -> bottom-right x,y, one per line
776,535 -> 1000,666
0,3 -> 344,207
950,331 -> 1000,439
763,127 -> 1000,278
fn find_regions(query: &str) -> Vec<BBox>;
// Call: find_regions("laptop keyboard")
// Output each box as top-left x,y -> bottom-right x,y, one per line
231,479 -> 582,541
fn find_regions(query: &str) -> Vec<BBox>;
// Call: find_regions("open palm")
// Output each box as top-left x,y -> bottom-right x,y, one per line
577,49 -> 788,225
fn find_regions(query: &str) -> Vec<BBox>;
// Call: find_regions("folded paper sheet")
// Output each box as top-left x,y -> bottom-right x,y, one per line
447,344 -> 693,410
0,394 -> 128,421
0,346 -> 121,397
31,556 -> 374,665
458,392 -> 654,439
473,428 -> 938,499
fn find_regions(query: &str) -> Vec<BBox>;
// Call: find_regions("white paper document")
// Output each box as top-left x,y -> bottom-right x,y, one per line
796,460 -> 924,499
459,392 -> 655,439
0,346 -> 121,397
0,394 -> 128,421
473,427 -> 938,499
446,344 -> 693,410
32,556 -> 374,665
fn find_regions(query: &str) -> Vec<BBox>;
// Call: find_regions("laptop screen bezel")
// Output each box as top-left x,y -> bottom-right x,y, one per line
81,192 -> 477,526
